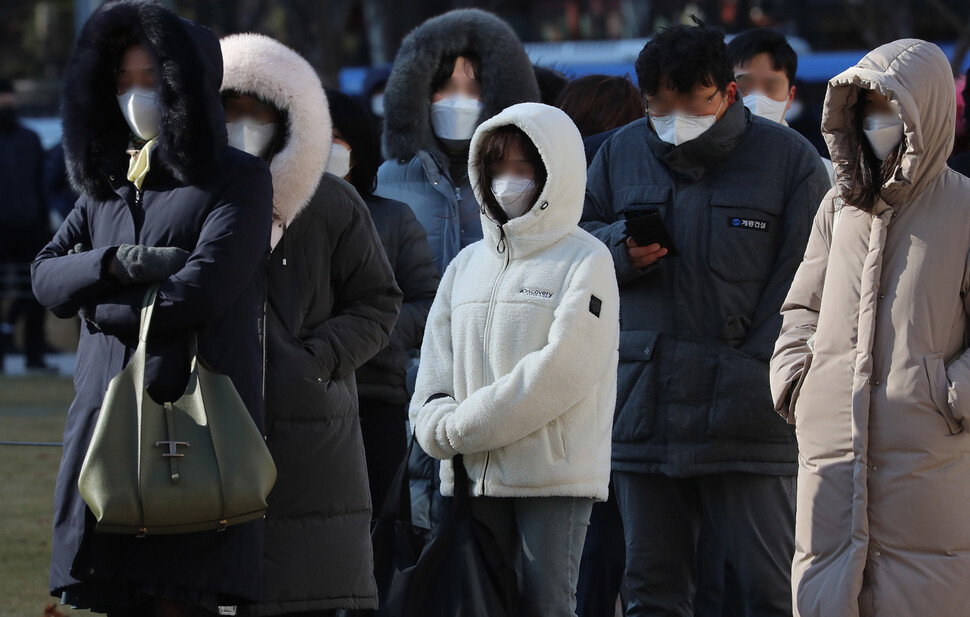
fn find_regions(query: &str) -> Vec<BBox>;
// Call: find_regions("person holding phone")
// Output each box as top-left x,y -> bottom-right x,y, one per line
580,20 -> 830,617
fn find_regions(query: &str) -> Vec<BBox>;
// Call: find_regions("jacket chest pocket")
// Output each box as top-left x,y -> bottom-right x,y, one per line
616,185 -> 671,220
708,194 -> 782,283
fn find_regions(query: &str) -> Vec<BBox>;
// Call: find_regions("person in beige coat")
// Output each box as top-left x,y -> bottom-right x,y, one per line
770,39 -> 970,617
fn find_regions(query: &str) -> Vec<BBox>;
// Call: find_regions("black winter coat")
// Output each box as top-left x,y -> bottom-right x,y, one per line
355,194 -> 438,407
258,175 -> 401,614
31,2 -> 273,610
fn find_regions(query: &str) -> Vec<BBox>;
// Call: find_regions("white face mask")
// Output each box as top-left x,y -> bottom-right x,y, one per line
326,142 -> 352,178
863,112 -> 904,160
116,87 -> 161,141
431,94 -> 484,141
742,92 -> 789,125
226,119 -> 277,159
371,94 -> 385,118
649,95 -> 725,146
491,175 -> 536,220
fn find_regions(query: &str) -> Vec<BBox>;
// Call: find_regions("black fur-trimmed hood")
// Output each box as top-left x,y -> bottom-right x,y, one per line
62,0 -> 227,200
381,9 -> 540,164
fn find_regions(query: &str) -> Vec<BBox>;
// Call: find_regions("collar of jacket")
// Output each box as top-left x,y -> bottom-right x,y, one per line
62,0 -> 227,201
220,34 -> 330,237
470,103 -> 586,261
646,99 -> 748,182
416,150 -> 463,199
823,39 -> 954,209
380,9 -> 540,164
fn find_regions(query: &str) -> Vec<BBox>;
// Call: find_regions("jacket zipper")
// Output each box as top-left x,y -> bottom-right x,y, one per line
477,225 -> 512,495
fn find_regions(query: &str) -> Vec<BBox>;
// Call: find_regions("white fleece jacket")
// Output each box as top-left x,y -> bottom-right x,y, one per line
410,103 -> 620,500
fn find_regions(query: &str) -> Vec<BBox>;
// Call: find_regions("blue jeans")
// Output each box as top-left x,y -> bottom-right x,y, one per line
470,496 -> 594,617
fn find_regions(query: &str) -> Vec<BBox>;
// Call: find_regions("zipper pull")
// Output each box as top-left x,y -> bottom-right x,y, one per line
135,189 -> 143,207
495,225 -> 506,254
282,222 -> 288,266
455,186 -> 462,202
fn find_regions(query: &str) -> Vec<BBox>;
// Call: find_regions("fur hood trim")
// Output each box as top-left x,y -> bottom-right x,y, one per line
220,33 -> 331,227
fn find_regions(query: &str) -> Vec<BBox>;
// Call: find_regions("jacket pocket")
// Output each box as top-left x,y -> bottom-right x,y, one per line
616,185 -> 671,216
709,348 -> 794,443
542,417 -> 568,460
613,330 -> 660,443
924,353 -> 963,435
785,353 -> 813,424
708,196 -> 780,284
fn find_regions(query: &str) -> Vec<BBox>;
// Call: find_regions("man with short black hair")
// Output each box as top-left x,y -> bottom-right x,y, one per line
581,21 -> 830,616
728,28 -> 836,183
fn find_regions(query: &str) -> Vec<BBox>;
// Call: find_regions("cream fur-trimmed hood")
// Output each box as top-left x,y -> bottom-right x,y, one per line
220,33 -> 331,235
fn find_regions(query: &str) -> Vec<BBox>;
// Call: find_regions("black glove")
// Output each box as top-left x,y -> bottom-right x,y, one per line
111,244 -> 191,285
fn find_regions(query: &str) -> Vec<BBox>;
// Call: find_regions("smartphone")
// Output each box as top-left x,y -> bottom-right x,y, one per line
619,208 -> 679,256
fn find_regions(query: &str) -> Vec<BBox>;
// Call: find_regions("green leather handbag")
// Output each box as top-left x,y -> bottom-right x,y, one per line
78,285 -> 277,535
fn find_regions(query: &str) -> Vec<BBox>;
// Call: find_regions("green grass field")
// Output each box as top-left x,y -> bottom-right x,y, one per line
0,376 -> 91,617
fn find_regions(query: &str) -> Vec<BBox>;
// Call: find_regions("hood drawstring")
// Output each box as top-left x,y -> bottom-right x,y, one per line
496,224 -> 507,255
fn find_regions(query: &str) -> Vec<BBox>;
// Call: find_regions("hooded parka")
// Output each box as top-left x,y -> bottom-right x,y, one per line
375,8 -> 541,273
770,39 -> 970,617
411,103 -> 620,500
31,1 -> 274,609
220,33 -> 402,615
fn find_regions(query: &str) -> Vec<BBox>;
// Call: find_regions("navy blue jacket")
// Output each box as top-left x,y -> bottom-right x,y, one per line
31,2 -> 273,609
582,101 -> 831,477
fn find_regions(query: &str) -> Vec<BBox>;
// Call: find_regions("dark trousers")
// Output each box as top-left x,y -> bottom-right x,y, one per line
1,225 -> 47,366
576,481 -> 626,617
614,471 -> 795,617
358,399 -> 408,517
693,526 -> 743,617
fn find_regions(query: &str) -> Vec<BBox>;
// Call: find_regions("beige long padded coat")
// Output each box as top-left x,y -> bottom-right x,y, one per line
770,40 -> 970,617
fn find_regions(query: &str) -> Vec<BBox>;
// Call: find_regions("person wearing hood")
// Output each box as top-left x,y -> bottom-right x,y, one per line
31,2 -> 274,614
727,28 -> 837,186
218,33 -> 402,616
411,101 -> 619,617
375,8 -> 541,532
581,22 -> 830,617
771,39 -> 970,617
325,88 -> 439,518
376,8 -> 540,274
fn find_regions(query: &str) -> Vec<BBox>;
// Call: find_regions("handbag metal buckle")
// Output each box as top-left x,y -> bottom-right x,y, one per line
156,440 -> 190,457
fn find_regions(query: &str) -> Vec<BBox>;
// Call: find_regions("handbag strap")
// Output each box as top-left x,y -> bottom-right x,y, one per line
451,454 -> 470,513
133,284 -> 160,529
377,432 -> 417,525
131,285 -> 161,406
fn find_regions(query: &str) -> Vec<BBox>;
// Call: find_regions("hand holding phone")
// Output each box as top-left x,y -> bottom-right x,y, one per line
626,237 -> 668,268
622,209 -> 679,256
